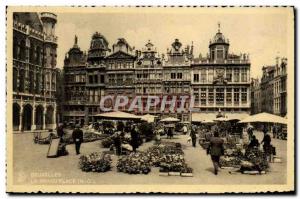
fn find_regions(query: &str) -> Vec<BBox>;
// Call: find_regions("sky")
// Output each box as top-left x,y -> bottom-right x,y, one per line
55,8 -> 291,78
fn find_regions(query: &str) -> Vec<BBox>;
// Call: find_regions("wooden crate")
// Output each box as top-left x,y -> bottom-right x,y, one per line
181,173 -> 193,177
168,172 -> 181,176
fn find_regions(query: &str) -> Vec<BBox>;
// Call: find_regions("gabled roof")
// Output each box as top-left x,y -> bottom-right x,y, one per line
105,50 -> 136,59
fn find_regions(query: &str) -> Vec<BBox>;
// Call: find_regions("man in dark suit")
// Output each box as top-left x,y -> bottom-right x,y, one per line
72,124 -> 83,155
130,124 -> 139,152
207,131 -> 224,175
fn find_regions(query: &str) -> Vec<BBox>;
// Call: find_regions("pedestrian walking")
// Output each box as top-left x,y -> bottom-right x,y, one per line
113,132 -> 122,156
130,125 -> 139,152
247,125 -> 253,141
207,131 -> 224,175
167,127 -> 173,139
190,126 -> 197,147
72,124 -> 83,155
261,131 -> 272,161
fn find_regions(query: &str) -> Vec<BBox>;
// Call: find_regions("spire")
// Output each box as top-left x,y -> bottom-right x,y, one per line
73,35 -> 78,48
218,22 -> 221,33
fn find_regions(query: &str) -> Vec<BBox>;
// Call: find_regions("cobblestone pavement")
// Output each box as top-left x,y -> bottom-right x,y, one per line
12,131 -> 286,185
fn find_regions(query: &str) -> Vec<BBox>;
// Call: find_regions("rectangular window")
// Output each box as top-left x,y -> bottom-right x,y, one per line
208,69 -> 214,82
194,74 -> 199,82
216,88 -> 224,105
193,88 -> 199,104
89,75 -> 93,84
100,75 -> 105,83
234,88 -> 239,105
117,74 -> 123,85
171,73 -> 176,79
177,73 -> 182,79
234,69 -> 240,82
241,88 -> 247,104
201,88 -> 207,106
94,75 -> 98,84
241,68 -> 247,82
226,88 -> 232,104
226,69 -> 232,82
108,74 -> 114,84
208,88 -> 214,104
200,69 -> 207,83
217,48 -> 224,60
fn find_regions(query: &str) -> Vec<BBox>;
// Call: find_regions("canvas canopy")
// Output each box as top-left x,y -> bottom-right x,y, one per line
192,113 -> 249,123
95,111 -> 141,120
238,112 -> 287,125
140,114 -> 158,123
160,117 -> 180,122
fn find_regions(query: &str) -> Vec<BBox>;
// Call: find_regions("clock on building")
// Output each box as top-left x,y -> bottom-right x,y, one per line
216,68 -> 225,78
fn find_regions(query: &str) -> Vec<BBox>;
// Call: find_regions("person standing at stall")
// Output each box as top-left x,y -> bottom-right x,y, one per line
207,131 -> 224,175
57,123 -> 65,138
72,124 -> 83,155
130,124 -> 139,152
113,132 -> 122,156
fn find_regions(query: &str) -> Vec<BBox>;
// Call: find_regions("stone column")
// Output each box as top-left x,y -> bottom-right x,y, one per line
31,105 -> 36,131
19,105 -> 23,132
53,105 -> 57,130
43,105 -> 46,130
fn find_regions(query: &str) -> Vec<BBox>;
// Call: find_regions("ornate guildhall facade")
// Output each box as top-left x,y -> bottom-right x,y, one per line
62,25 -> 252,124
13,12 -> 58,132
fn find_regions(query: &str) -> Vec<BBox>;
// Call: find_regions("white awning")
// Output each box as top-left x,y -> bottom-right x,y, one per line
95,111 -> 141,120
239,112 -> 287,124
192,112 -> 250,123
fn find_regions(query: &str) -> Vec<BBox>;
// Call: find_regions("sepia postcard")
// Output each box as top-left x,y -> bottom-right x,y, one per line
6,6 -> 295,193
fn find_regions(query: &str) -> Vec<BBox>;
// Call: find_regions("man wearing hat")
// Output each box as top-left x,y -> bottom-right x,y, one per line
72,124 -> 83,155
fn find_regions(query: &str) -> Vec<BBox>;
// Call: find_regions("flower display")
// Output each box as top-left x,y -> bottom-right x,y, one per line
117,152 -> 151,174
79,152 -> 112,172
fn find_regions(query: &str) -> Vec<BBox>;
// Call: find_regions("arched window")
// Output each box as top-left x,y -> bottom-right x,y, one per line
35,72 -> 40,94
29,42 -> 35,64
36,46 -> 41,65
13,68 -> 18,91
29,71 -> 34,94
19,40 -> 26,61
19,69 -> 25,92
13,37 -> 18,59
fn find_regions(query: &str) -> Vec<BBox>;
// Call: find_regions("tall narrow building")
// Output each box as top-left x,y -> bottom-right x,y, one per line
12,12 -> 58,132
162,39 -> 193,122
85,32 -> 109,123
62,36 -> 87,125
135,40 -> 163,116
191,24 -> 251,121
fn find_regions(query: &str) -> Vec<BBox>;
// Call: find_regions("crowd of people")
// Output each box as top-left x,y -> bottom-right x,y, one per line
55,119 -> 281,175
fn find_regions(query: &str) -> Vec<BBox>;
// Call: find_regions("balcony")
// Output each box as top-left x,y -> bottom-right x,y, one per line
63,111 -> 85,116
29,28 -> 44,40
13,20 -> 28,34
44,35 -> 58,44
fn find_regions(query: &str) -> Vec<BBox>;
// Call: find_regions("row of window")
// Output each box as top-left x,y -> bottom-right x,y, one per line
136,87 -> 162,94
88,74 -> 105,84
13,68 -> 45,94
193,68 -> 249,83
193,88 -> 248,105
136,73 -> 163,79
107,62 -> 134,70
13,39 -> 56,67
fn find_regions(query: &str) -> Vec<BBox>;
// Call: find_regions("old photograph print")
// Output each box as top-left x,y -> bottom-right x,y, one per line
6,6 -> 295,193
